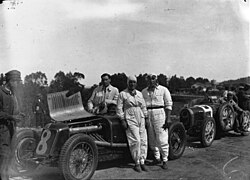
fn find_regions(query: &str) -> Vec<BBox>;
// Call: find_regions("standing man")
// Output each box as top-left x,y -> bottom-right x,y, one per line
88,73 -> 119,114
117,75 -> 149,172
142,73 -> 173,170
236,86 -> 250,111
32,93 -> 46,128
0,70 -> 24,180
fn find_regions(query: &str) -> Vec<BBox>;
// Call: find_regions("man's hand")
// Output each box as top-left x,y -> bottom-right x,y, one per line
162,118 -> 171,131
121,120 -> 128,130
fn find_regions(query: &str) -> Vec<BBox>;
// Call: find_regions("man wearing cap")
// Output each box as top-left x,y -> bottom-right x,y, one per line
142,74 -> 173,170
88,73 -> 119,114
117,75 -> 149,173
0,70 -> 24,180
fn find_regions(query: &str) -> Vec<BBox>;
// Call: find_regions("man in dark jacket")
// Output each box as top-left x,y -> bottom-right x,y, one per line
0,70 -> 24,180
32,93 -> 46,128
236,86 -> 250,111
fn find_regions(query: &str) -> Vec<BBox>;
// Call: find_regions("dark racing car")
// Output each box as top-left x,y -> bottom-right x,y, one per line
179,95 -> 250,147
11,90 -> 186,180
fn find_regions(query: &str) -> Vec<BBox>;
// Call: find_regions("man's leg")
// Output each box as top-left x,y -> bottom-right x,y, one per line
126,121 -> 141,172
153,109 -> 169,169
147,111 -> 161,162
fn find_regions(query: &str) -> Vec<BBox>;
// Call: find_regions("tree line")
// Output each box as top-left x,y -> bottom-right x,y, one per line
0,71 -> 214,127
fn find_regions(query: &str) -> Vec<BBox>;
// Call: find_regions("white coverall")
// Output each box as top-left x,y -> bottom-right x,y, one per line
142,85 -> 173,162
117,89 -> 148,164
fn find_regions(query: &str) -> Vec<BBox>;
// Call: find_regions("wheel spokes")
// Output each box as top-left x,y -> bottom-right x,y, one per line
69,142 -> 94,179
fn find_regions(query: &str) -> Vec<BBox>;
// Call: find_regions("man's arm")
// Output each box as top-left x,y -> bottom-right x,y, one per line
87,88 -> 97,112
162,88 -> 173,130
105,88 -> 119,105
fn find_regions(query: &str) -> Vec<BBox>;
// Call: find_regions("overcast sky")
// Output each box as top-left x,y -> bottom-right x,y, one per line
0,0 -> 249,86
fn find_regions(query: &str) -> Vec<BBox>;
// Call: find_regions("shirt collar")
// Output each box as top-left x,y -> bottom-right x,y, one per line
147,84 -> 159,91
102,84 -> 112,91
1,85 -> 12,95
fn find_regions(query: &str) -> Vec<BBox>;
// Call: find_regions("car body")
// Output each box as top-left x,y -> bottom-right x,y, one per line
12,90 -> 186,180
180,96 -> 250,147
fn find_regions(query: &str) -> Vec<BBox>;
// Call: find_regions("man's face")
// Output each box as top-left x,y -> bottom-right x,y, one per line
101,75 -> 111,87
8,80 -> 21,90
147,75 -> 158,87
128,80 -> 137,91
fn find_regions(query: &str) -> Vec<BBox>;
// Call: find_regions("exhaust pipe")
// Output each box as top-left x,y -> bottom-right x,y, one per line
69,125 -> 102,134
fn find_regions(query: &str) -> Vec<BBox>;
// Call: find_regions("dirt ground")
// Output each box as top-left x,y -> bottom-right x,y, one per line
9,131 -> 250,180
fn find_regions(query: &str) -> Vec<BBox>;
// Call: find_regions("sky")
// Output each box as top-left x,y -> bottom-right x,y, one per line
0,0 -> 249,86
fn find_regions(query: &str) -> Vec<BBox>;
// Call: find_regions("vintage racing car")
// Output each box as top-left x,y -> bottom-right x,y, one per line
11,91 -> 186,180
179,96 -> 250,147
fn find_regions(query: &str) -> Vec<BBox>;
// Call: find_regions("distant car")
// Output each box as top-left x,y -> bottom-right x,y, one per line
11,91 -> 186,180
179,96 -> 250,147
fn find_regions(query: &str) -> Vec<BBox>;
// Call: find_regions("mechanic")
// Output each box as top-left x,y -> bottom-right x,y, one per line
236,86 -> 249,111
142,73 -> 173,170
0,70 -> 24,180
117,75 -> 149,173
88,73 -> 119,114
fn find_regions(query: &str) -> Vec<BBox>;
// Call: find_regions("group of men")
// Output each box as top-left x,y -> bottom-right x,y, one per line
87,73 -> 173,173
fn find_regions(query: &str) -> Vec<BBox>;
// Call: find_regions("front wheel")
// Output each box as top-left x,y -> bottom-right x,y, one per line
11,129 -> 39,176
200,117 -> 216,147
59,134 -> 98,180
168,121 -> 186,160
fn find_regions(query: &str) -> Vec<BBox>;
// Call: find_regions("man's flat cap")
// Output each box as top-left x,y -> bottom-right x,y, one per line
5,70 -> 22,82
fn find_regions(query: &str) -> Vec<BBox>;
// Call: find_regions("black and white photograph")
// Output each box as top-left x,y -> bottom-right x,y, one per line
0,0 -> 250,179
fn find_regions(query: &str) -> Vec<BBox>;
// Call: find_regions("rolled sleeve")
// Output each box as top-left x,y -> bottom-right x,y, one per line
116,93 -> 125,120
163,88 -> 173,110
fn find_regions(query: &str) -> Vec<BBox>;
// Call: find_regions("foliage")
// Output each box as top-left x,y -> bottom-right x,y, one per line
5,69 -> 247,128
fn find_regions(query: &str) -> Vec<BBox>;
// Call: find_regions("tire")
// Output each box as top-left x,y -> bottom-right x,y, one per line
59,134 -> 98,180
217,103 -> 235,131
200,117 -> 216,147
10,129 -> 39,175
168,121 -> 186,160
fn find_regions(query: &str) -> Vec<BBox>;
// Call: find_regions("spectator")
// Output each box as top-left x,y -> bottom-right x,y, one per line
236,86 -> 250,110
32,93 -> 47,128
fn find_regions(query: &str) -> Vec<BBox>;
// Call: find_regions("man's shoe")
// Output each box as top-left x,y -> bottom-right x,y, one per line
152,158 -> 161,165
141,164 -> 149,172
134,164 -> 142,173
162,161 -> 168,170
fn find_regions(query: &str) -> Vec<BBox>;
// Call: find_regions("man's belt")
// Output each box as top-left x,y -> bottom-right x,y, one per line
147,106 -> 165,110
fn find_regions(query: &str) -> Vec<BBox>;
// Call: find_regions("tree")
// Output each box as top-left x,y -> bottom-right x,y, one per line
111,73 -> 127,92
186,76 -> 195,88
158,74 -> 168,88
137,73 -> 148,91
49,71 -> 85,93
24,71 -> 48,87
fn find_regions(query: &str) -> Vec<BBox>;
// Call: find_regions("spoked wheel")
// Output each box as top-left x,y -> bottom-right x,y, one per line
200,117 -> 216,147
240,111 -> 250,136
218,103 -> 235,131
11,129 -> 39,175
59,134 -> 98,180
168,121 -> 186,160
